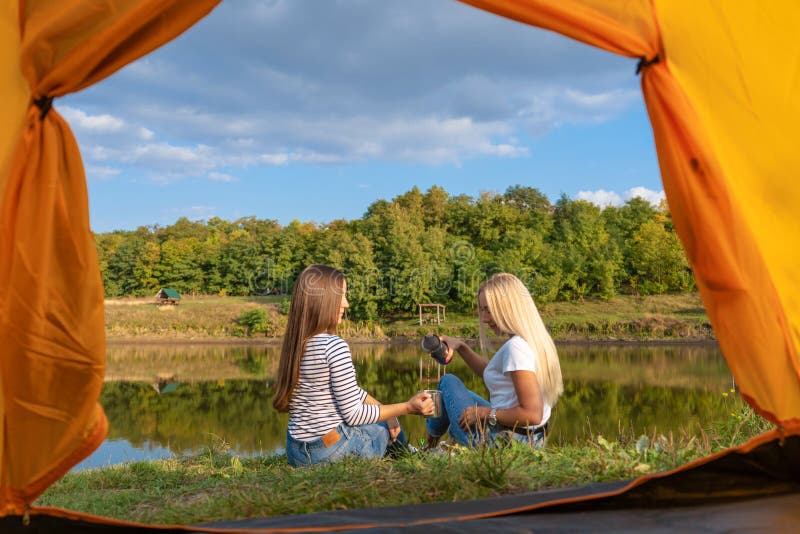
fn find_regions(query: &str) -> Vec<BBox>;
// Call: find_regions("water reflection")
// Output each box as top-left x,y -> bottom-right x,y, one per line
80,342 -> 731,470
74,439 -> 175,471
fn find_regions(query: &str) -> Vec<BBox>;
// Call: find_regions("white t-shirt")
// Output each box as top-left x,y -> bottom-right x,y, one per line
482,335 -> 551,429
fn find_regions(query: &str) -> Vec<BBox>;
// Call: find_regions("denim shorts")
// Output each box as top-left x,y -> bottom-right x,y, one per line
285,421 -> 403,467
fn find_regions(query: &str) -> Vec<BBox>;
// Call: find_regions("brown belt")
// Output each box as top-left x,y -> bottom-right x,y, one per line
506,422 -> 548,438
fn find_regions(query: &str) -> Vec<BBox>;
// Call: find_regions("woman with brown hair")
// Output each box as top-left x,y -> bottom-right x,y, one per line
274,264 -> 433,467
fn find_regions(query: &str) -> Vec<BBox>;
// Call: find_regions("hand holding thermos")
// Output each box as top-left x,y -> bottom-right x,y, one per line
421,334 -> 453,365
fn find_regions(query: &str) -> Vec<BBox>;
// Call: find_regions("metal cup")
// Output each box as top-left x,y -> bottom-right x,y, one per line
422,389 -> 443,418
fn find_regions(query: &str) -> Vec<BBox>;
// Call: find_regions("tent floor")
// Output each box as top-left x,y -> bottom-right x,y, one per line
1,486 -> 798,533
202,485 -> 800,533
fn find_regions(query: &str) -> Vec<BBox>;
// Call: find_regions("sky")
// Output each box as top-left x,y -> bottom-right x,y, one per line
62,0 -> 664,233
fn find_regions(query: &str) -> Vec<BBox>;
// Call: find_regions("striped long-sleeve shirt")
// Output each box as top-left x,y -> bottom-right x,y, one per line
287,333 -> 380,442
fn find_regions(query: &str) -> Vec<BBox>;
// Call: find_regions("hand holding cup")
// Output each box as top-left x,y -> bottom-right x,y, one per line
408,391 -> 434,416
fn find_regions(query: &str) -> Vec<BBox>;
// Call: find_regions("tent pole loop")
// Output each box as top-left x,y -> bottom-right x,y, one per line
636,55 -> 660,75
33,94 -> 53,120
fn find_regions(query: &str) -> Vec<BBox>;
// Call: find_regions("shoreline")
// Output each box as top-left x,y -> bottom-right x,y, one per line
105,335 -> 718,346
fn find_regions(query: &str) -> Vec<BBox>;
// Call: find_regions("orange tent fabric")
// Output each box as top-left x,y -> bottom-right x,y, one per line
0,0 -> 220,514
457,0 -> 800,428
1,0 -> 799,525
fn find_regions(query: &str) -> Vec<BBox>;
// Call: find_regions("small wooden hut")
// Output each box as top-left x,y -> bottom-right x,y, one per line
418,303 -> 446,325
155,288 -> 181,305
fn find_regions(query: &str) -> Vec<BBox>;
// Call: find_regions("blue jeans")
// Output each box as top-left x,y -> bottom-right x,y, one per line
285,421 -> 407,467
426,374 -> 545,448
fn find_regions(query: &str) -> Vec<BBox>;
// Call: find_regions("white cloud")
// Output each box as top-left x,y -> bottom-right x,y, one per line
83,145 -> 121,161
85,165 -> 121,180
207,171 -> 238,182
129,143 -> 216,176
75,110 -> 527,178
62,1 -> 645,185
564,88 -> 636,110
257,153 -> 290,165
60,106 -> 125,132
516,87 -> 641,132
624,186 -> 665,205
576,189 -> 622,208
491,144 -> 529,157
132,143 -> 208,163
577,187 -> 666,208
229,138 -> 256,148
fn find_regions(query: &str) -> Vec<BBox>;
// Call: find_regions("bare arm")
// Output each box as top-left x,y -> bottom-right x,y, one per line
459,371 -> 544,428
365,394 -> 398,441
365,393 -> 434,421
441,335 -> 488,377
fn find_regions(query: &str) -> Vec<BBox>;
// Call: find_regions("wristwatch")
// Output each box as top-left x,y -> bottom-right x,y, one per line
488,408 -> 497,427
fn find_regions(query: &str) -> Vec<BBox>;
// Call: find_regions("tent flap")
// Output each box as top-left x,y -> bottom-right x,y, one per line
0,0 -> 221,514
457,0 -> 659,59
1,0 -> 800,524
458,0 -> 800,426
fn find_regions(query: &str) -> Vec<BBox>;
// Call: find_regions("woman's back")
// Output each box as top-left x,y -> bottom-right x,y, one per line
288,333 -> 378,442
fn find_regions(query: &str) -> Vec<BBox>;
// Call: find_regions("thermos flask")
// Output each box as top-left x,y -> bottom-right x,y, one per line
421,334 -> 452,365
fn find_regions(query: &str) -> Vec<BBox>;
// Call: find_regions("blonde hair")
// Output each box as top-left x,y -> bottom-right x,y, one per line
272,265 -> 346,412
478,273 -> 563,406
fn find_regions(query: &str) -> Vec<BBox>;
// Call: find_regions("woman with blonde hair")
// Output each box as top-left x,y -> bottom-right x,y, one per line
425,272 -> 563,448
274,264 -> 433,467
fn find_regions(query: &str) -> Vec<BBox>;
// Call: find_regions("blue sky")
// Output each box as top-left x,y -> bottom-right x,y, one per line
61,0 -> 663,233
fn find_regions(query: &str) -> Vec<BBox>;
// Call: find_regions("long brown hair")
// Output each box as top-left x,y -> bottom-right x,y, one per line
272,265 -> 346,412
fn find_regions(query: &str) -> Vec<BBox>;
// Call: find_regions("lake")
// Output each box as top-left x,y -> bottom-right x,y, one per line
75,341 -> 733,470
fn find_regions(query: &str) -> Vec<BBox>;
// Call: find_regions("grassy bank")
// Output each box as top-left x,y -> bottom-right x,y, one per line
106,293 -> 712,342
37,397 -> 769,524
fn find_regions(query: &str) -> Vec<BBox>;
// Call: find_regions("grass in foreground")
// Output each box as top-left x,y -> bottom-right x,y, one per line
37,397 -> 770,525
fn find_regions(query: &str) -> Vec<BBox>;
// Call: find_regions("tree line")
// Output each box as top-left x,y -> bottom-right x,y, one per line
95,185 -> 694,319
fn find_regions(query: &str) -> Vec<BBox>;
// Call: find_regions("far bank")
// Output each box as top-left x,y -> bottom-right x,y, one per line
105,293 -> 713,343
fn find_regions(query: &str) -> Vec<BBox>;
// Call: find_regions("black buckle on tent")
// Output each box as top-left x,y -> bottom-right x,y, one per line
33,95 -> 54,120
636,55 -> 660,75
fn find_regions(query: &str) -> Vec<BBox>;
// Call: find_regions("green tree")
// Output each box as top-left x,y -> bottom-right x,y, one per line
313,223 -> 380,320
421,185 -> 450,228
95,231 -> 127,296
94,186 -> 696,312
628,220 -> 694,294
603,197 -> 659,291
156,238 -> 204,294
551,196 -> 620,299
503,185 -> 552,234
217,228 -> 264,295
105,233 -> 160,296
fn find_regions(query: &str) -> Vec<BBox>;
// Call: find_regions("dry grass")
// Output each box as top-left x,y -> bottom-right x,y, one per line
104,294 -> 711,341
105,296 -> 284,339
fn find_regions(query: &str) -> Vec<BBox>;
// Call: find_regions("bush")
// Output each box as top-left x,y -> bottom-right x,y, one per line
236,308 -> 272,337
